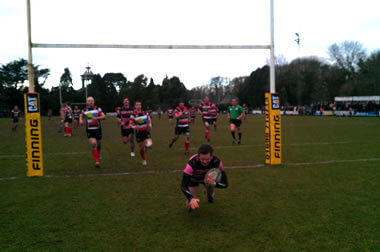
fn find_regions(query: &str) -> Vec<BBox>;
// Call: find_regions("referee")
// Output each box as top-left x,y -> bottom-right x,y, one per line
227,98 -> 245,144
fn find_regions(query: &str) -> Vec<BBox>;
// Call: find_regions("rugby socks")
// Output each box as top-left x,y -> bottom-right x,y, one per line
92,149 -> 99,163
205,130 -> 210,140
140,149 -> 146,160
185,142 -> 189,152
238,133 -> 242,141
69,127 -> 73,136
231,131 -> 236,140
64,127 -> 68,135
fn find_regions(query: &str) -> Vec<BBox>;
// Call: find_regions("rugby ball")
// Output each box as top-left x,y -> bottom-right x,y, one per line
206,168 -> 222,184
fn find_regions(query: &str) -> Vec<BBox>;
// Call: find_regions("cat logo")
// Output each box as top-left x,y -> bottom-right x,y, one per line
271,94 -> 280,110
27,93 -> 39,113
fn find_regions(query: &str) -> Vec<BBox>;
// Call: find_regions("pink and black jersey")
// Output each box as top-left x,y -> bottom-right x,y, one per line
130,110 -> 150,131
199,102 -> 212,119
82,106 -> 104,130
175,106 -> 189,127
117,106 -> 134,129
181,154 -> 228,201
184,154 -> 224,183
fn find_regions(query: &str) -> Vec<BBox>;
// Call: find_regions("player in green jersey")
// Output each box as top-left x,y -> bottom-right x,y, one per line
227,98 -> 245,144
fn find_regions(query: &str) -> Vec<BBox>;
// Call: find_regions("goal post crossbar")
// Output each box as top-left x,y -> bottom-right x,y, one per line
32,43 -> 271,50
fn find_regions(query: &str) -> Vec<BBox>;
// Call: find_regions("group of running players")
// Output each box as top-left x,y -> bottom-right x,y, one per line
9,96 -> 249,211
60,96 -> 245,170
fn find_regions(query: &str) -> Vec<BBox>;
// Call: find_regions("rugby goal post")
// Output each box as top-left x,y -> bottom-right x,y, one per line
25,0 -> 281,176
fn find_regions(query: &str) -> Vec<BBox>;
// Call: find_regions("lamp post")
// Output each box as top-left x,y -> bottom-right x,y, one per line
80,66 -> 94,102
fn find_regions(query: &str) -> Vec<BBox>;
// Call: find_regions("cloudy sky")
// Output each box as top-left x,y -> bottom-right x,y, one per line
1,0 -> 379,90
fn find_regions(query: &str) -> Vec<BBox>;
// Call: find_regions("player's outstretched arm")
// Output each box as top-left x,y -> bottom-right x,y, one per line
181,173 -> 200,210
181,173 -> 194,201
215,171 -> 228,189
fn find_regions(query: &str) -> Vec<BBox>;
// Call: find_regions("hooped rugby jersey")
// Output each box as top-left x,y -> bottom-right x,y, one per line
117,106 -> 134,129
73,108 -> 81,119
130,110 -> 150,131
167,109 -> 174,117
175,106 -> 189,127
190,107 -> 196,117
11,109 -> 20,118
209,107 -> 218,119
199,102 -> 212,119
63,105 -> 73,119
82,106 -> 104,130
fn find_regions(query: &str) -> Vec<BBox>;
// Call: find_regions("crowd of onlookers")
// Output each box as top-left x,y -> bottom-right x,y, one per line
281,101 -> 380,115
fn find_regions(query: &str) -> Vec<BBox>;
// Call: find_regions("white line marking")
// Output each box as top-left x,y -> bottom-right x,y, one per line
0,158 -> 379,181
0,152 -> 89,158
0,141 -> 351,158
183,141 -> 350,150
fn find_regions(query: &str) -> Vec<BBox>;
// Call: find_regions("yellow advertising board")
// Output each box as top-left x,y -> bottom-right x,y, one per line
265,93 -> 282,165
24,92 -> 44,176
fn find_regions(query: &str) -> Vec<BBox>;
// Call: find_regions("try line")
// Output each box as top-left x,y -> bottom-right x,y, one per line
0,141 -> 350,159
1,157 -> 379,181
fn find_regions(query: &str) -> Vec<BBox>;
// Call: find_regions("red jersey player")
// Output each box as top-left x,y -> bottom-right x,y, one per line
198,97 -> 213,142
157,107 -> 162,120
189,106 -> 197,124
116,98 -> 135,157
169,102 -> 191,155
11,105 -> 21,132
129,102 -> 152,166
73,105 -> 81,127
61,102 -> 73,136
243,104 -> 249,121
167,108 -> 174,125
80,97 -> 106,167
209,103 -> 218,131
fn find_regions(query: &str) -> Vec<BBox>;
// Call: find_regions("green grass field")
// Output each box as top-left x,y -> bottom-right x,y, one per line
0,114 -> 379,250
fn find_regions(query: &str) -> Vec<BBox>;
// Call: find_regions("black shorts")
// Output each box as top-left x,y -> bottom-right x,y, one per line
230,119 -> 242,127
13,117 -> 19,123
190,116 -> 196,119
121,127 -> 134,137
136,130 -> 151,143
175,126 -> 190,136
189,180 -> 205,187
203,118 -> 214,125
87,129 -> 102,140
168,116 -> 174,119
74,116 -> 79,120
64,118 -> 73,123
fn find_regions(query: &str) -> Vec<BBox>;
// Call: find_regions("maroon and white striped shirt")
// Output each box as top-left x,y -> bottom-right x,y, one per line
82,106 -> 103,130
199,102 -> 212,119
175,106 -> 189,127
